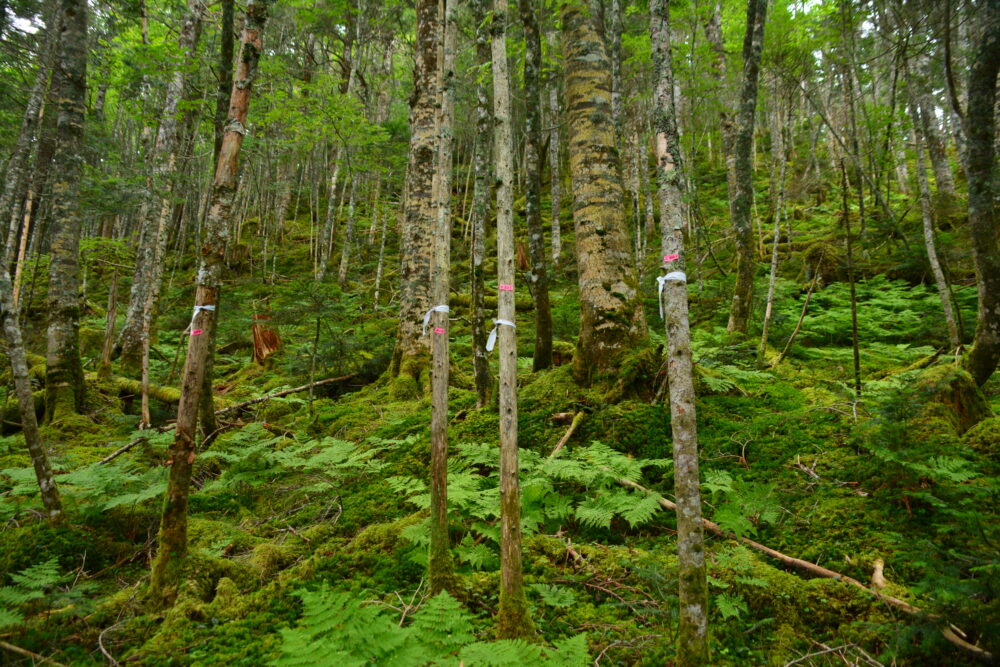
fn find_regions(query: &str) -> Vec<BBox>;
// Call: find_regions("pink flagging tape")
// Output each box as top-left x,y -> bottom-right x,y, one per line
434,327 -> 446,334
663,253 -> 680,262
191,328 -> 203,336
499,284 -> 514,291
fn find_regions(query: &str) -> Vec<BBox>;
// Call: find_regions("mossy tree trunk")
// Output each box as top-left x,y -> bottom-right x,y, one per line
149,0 -> 268,608
45,0 -> 89,422
390,0 -> 439,396
428,0 -> 458,596
547,35 -> 562,267
725,0 -> 767,335
492,0 -> 534,639
962,0 -> 1000,387
518,0 -> 552,372
651,0 -> 708,662
471,0 -> 493,409
562,0 -> 646,384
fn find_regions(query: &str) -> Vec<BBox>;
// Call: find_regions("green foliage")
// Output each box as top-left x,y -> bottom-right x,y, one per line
274,587 -> 588,666
0,557 -> 93,631
391,441 -> 670,561
702,470 -> 780,538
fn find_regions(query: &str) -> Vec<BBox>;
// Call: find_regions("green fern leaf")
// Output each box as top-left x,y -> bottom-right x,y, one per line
459,639 -> 545,665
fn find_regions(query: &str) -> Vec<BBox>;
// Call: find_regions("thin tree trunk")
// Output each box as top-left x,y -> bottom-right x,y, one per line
962,0 -> 1000,386
316,156 -> 340,282
428,0 -> 458,597
45,0 -> 89,421
337,173 -> 359,285
471,0 -> 493,408
773,272 -> 819,367
117,0 -> 205,368
704,0 -> 735,195
519,0 -> 552,371
906,67 -> 961,351
547,33 -> 562,266
492,0 -> 533,639
759,98 -> 787,363
563,1 -> 647,384
373,199 -> 390,304
149,0 -> 268,608
213,0 -> 235,165
651,0 -> 708,662
840,161 -> 862,397
726,0 -> 767,334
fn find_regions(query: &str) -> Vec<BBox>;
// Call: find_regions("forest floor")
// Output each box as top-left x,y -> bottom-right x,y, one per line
1,185 -> 998,665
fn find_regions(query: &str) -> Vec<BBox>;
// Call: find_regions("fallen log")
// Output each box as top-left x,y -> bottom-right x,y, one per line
615,477 -> 992,663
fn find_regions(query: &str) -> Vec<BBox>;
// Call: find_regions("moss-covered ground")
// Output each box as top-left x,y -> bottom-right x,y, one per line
0,177 -> 997,665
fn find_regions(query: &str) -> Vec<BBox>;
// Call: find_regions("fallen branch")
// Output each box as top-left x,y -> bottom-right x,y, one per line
214,374 -> 357,416
616,477 -> 993,663
0,639 -> 67,666
548,411 -> 585,459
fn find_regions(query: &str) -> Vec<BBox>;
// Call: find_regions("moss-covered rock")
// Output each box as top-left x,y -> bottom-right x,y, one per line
911,364 -> 992,435
962,415 -> 1000,457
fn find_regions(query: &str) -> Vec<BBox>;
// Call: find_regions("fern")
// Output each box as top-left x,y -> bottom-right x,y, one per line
531,584 -> 576,608
274,587 -> 589,666
716,592 -> 748,620
0,558 -> 69,631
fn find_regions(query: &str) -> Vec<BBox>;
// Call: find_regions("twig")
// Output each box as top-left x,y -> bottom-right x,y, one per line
99,621 -> 122,666
548,411 -> 585,458
0,640 -> 68,666
783,644 -> 859,666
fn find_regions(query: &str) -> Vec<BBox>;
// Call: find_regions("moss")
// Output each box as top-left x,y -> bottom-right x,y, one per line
961,415 -> 1000,457
911,364 -> 992,435
348,512 -> 424,554
188,517 -> 263,555
249,542 -> 298,579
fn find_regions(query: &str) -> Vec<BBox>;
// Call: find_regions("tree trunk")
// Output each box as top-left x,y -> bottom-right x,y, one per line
1,0 -> 60,273
962,0 -> 1000,386
316,155 -> 340,282
519,0 -> 553,371
704,0 -> 735,194
213,0 -> 235,166
726,0 -> 767,335
492,0 -> 533,639
390,0 -> 439,394
650,0 -> 708,662
759,95 -> 787,364
149,0 -> 268,608
562,1 -> 647,384
906,66 -> 961,352
118,0 -> 205,370
547,33 -> 562,267
428,0 -> 458,597
45,0 -> 89,421
471,0 -> 493,409
337,173 -> 359,285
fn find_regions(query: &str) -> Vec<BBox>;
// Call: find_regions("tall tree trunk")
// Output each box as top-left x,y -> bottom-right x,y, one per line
213,0 -> 235,166
45,0 -> 89,421
428,0 -> 458,596
608,0 -> 623,138
906,67 -> 961,352
562,0 -> 647,384
726,0 -> 767,334
651,0 -> 708,662
1,0 -> 60,271
704,0 -> 735,195
962,0 -> 1000,386
547,31 -> 562,267
117,0 -> 205,369
519,0 -> 552,371
316,154 -> 341,282
492,0 -> 533,639
337,173 -> 359,285
390,0 -> 439,395
149,0 -> 269,608
914,56 -> 957,203
759,95 -> 787,363
471,0 -> 493,408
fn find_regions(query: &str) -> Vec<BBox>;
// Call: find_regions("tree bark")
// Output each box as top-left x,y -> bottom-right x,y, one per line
650,0 -> 708,662
547,32 -> 562,267
519,0 -> 553,371
726,0 -> 767,335
213,0 -> 235,166
337,173 -> 359,285
471,0 -> 493,409
428,0 -> 458,597
390,0 -> 439,393
562,1 -> 647,384
118,0 -> 205,370
492,0 -> 534,639
45,0 -> 89,421
906,65 -> 961,352
759,96 -> 787,364
962,0 -> 1000,386
149,0 -> 269,608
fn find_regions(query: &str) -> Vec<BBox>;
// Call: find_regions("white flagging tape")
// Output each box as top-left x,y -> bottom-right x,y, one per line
656,272 -> 687,319
189,304 -> 216,335
486,319 -> 516,353
422,304 -> 450,336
